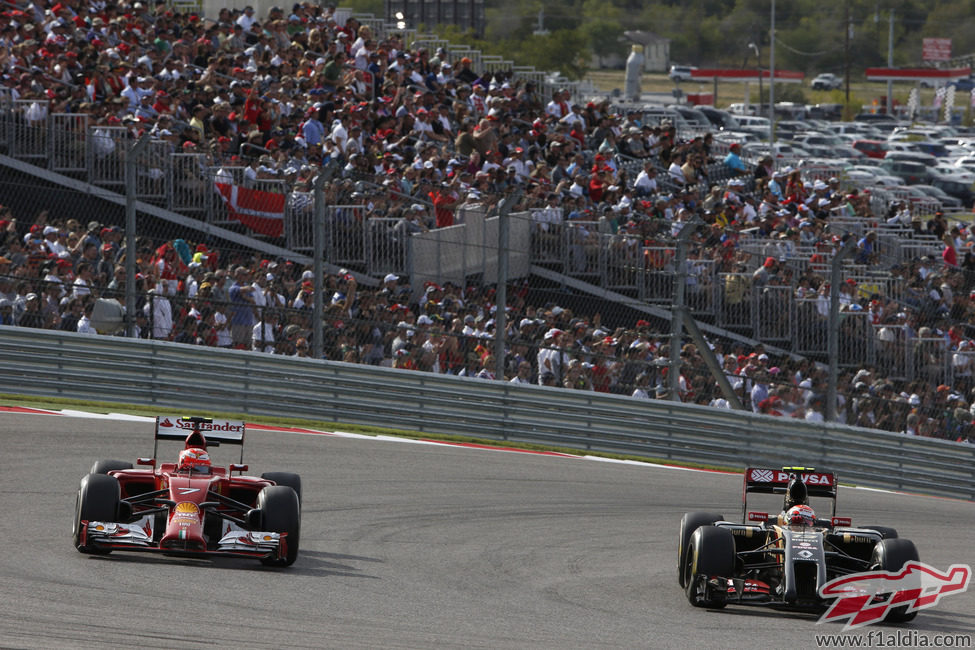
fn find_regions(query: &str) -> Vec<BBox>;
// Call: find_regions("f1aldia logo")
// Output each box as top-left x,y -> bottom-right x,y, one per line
817,561 -> 971,631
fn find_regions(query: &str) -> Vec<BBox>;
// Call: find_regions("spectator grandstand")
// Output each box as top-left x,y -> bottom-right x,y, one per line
0,2 -> 973,445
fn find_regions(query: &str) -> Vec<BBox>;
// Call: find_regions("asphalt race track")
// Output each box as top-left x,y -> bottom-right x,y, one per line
1,412 -> 973,649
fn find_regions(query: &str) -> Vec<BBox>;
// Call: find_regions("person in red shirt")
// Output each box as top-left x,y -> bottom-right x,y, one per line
430,184 -> 459,228
152,90 -> 172,115
588,170 -> 608,203
942,233 -> 958,267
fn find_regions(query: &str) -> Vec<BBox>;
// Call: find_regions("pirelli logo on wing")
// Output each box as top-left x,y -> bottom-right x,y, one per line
749,469 -> 833,485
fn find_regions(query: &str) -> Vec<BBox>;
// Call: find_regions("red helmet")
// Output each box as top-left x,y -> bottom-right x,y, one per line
786,504 -> 816,527
178,447 -> 211,473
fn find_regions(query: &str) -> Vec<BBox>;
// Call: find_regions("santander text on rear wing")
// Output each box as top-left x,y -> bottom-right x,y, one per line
153,416 -> 246,462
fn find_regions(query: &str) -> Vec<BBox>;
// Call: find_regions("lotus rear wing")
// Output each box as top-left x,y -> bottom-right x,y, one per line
742,466 -> 838,521
154,416 -> 246,463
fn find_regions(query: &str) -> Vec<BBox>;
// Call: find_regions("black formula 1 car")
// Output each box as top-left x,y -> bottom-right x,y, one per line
73,416 -> 301,566
678,467 -> 919,621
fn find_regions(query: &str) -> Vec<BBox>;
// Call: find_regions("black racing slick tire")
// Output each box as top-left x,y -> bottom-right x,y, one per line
90,460 -> 133,474
261,472 -> 302,506
871,538 -> 920,623
73,473 -> 121,554
861,526 -> 898,539
684,526 -> 736,609
678,512 -> 724,587
257,486 -> 300,567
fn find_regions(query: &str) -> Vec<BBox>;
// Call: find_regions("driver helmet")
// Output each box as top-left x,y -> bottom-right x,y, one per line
786,504 -> 816,527
784,475 -> 809,510
178,447 -> 211,473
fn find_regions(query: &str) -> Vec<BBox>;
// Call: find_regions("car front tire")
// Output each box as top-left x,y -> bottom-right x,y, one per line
90,460 -> 133,474
684,526 -> 735,608
678,512 -> 724,587
261,472 -> 302,506
257,486 -> 300,567
870,538 -> 920,622
73,473 -> 121,554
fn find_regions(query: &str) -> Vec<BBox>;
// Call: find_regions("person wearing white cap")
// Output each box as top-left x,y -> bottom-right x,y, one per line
953,340 -> 974,389
391,320 -> 413,357
767,170 -> 784,200
383,273 -> 399,286
42,226 -> 67,256
537,328 -> 568,385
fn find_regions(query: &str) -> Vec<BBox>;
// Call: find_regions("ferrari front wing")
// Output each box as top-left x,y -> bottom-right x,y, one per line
80,519 -> 290,562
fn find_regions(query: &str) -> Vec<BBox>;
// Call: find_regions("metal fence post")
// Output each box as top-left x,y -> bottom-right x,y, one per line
669,218 -> 699,400
494,189 -> 521,380
125,135 -> 150,338
311,164 -> 337,360
827,237 -> 857,421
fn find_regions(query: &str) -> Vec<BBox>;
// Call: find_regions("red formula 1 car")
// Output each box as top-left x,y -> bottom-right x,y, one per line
72,416 -> 301,567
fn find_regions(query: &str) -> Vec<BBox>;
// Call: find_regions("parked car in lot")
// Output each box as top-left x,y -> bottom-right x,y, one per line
669,105 -> 712,129
811,73 -> 842,90
775,120 -> 807,140
669,65 -> 697,83
696,106 -> 740,130
844,169 -> 877,185
885,150 -> 937,167
953,156 -> 975,173
870,174 -> 906,187
743,142 -> 809,159
852,139 -> 888,159
949,78 -> 975,92
929,177 -> 975,207
854,112 -> 899,124
641,106 -> 687,129
887,140 -> 951,158
912,184 -> 964,209
807,103 -> 843,120
879,159 -> 931,185
932,164 -> 975,184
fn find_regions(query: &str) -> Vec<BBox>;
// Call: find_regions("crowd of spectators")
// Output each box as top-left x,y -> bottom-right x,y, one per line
1,1 -> 974,444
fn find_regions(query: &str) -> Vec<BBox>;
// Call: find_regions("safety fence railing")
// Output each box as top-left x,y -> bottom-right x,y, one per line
4,101 -> 949,261
0,327 -> 972,500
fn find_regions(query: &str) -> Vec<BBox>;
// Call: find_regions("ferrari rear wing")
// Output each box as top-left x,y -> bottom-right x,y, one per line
742,466 -> 837,521
154,416 -> 246,462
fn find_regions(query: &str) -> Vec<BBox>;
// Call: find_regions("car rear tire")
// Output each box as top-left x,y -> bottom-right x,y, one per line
73,473 -> 121,554
871,538 -> 920,622
261,472 -> 302,506
684,526 -> 735,608
257,486 -> 300,567
678,512 -> 724,587
90,460 -> 133,474
861,525 -> 898,539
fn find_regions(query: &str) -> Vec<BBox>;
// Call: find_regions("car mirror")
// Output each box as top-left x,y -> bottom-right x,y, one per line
748,511 -> 769,522
230,463 -> 249,473
136,457 -> 155,466
831,516 -> 852,527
